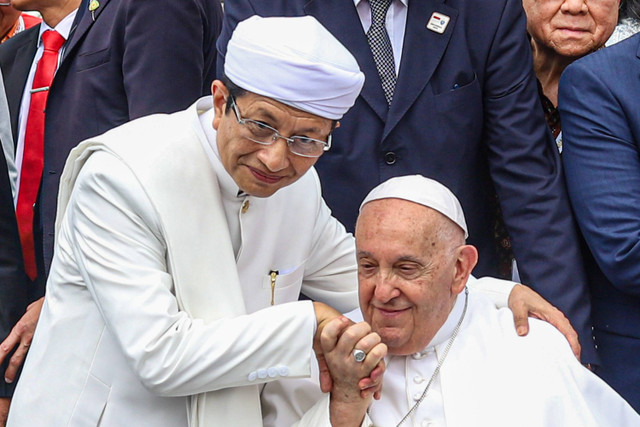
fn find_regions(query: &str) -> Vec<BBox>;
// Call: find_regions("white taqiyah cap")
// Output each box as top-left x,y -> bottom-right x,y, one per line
224,15 -> 365,120
360,175 -> 469,239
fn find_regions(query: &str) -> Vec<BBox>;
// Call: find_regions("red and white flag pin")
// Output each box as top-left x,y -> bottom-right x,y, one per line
426,12 -> 450,34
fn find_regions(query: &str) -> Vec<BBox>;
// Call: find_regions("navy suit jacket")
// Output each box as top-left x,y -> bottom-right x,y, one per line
0,140 -> 27,398
560,33 -> 640,410
0,0 -> 222,279
218,0 -> 596,362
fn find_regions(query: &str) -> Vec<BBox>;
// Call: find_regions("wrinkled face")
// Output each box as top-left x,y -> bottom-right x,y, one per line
356,199 -> 462,355
523,0 -> 620,57
0,3 -> 21,38
212,81 -> 333,198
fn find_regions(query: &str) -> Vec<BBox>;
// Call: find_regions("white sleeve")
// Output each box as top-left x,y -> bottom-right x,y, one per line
301,171 -> 359,314
65,152 -> 316,396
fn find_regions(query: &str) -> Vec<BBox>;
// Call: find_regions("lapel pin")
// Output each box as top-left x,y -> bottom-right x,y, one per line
426,12 -> 450,34
89,0 -> 100,21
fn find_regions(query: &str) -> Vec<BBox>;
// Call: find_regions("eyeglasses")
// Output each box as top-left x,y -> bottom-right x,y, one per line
229,96 -> 331,158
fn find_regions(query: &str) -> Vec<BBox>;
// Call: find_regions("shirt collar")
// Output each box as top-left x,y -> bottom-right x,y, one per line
196,96 -> 245,201
38,8 -> 78,45
353,0 -> 408,8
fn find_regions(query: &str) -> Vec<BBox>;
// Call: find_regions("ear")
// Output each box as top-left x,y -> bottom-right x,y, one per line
211,80 -> 229,131
451,244 -> 478,295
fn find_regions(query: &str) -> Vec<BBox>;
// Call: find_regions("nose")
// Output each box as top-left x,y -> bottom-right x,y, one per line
372,273 -> 401,303
561,0 -> 588,15
257,138 -> 290,172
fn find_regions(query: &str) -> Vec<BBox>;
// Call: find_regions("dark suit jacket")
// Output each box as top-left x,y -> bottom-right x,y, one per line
0,142 -> 27,397
0,0 -> 222,278
217,0 -> 596,362
560,33 -> 640,410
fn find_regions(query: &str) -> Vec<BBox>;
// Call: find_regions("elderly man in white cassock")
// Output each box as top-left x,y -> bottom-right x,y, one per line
6,15 -> 590,427
295,175 -> 640,426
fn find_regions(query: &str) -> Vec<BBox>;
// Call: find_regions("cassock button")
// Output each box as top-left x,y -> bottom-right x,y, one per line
248,371 -> 257,382
384,151 -> 397,165
267,367 -> 278,378
412,352 -> 421,360
414,375 -> 425,384
413,392 -> 422,401
421,420 -> 432,427
257,368 -> 268,379
278,366 -> 290,377
241,200 -> 250,213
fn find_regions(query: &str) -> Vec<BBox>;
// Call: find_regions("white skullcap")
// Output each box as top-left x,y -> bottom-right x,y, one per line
360,175 -> 469,239
225,15 -> 365,120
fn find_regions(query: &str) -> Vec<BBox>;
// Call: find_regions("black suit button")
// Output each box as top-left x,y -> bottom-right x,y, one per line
384,151 -> 397,165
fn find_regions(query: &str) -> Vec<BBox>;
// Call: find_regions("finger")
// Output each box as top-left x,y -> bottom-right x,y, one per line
358,363 -> 385,391
513,311 -> 529,336
316,353 -> 333,393
352,331 -> 382,357
545,311 -> 581,360
333,322 -> 372,356
4,342 -> 30,383
357,343 -> 387,390
319,316 -> 350,353
0,329 -> 21,365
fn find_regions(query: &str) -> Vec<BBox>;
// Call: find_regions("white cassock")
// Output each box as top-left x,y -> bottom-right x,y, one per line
270,277 -> 640,426
8,96 -> 358,427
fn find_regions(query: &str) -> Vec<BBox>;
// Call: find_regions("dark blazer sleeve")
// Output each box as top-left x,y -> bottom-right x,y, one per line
119,0 -> 222,118
477,0 -> 594,362
561,45 -> 640,297
0,145 -> 27,397
216,0 -> 260,78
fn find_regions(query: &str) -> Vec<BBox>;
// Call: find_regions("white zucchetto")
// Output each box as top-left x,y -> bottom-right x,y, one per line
224,15 -> 365,120
360,175 -> 469,238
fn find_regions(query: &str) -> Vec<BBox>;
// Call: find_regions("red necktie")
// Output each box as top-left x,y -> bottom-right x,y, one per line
16,29 -> 65,280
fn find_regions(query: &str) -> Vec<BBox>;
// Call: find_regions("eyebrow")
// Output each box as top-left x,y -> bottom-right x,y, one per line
357,251 -> 424,265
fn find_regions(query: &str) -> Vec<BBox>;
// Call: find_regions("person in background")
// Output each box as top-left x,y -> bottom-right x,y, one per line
607,0 -> 640,45
560,31 -> 640,413
0,69 -> 26,427
0,3 -> 39,43
523,0 -> 620,151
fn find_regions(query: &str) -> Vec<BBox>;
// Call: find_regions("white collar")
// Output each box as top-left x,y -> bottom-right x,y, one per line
195,96 -> 244,201
38,8 -> 78,45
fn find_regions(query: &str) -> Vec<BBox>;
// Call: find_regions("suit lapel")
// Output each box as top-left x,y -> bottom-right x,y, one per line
304,0 -> 389,122
62,0 -> 110,62
384,0 -> 457,139
2,27 -> 39,143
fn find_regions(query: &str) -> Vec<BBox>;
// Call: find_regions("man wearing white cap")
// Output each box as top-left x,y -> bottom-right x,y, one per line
297,175 -> 639,426
6,15 -> 371,427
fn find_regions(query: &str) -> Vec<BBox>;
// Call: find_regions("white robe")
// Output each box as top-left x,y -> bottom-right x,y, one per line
294,280 -> 640,426
8,97 -> 358,426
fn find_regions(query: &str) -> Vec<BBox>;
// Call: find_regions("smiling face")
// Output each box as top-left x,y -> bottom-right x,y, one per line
211,80 -> 333,198
355,199 -> 475,355
523,0 -> 620,58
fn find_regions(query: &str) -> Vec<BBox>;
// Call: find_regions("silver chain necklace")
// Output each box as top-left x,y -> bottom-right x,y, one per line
394,287 -> 469,427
